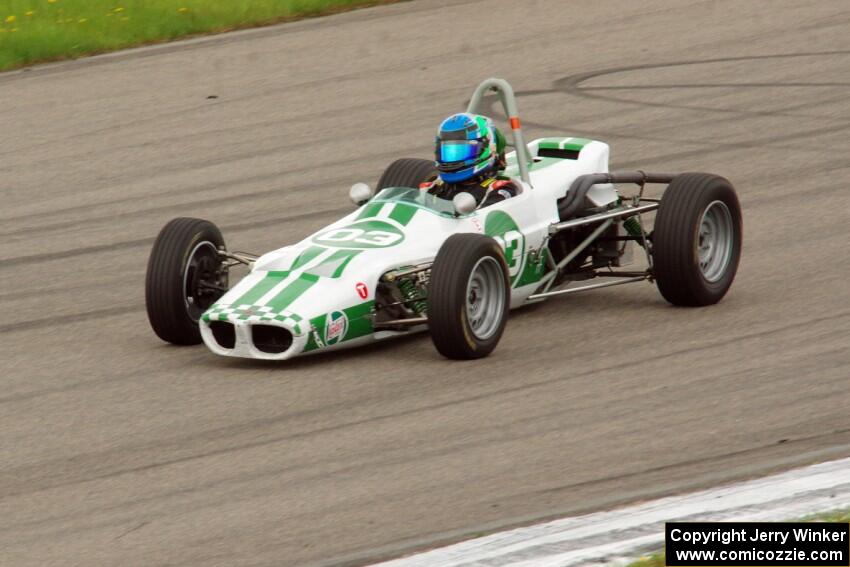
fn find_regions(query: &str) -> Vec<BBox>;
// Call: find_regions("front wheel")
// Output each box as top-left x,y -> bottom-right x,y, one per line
428,234 -> 510,359
145,217 -> 229,345
652,173 -> 742,306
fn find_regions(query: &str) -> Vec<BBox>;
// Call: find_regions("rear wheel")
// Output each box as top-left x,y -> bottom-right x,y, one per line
377,158 -> 437,190
652,173 -> 742,306
428,234 -> 510,359
145,217 -> 228,345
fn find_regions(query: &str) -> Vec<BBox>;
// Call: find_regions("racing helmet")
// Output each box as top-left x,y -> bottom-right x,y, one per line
435,113 -> 506,184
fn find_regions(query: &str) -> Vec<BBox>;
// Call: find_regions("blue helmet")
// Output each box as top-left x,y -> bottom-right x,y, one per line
435,113 -> 504,184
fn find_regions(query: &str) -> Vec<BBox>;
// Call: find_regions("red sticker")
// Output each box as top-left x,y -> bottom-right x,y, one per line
355,282 -> 368,299
509,116 -> 521,130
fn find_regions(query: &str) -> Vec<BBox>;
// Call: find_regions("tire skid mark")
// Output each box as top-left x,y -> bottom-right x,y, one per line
0,356 -> 207,405
10,429 -> 850,546
0,173 -> 352,239
3,112 -> 847,270
475,89 -> 850,163
3,309 -> 849,500
0,142 -> 428,237
0,92 -> 427,177
586,81 -> 850,90
550,50 -> 850,119
0,306 -> 136,335
0,138 -> 425,228
614,118 -> 850,169
0,205 -> 350,270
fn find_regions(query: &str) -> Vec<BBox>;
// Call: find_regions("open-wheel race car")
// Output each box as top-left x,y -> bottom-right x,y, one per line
145,78 -> 742,361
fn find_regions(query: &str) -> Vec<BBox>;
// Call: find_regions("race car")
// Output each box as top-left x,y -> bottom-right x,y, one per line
145,78 -> 742,361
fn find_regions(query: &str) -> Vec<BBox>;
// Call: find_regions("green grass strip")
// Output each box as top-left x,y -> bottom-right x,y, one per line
0,0 -> 398,72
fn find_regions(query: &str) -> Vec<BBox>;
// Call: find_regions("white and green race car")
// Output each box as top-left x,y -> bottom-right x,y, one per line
145,78 -> 742,361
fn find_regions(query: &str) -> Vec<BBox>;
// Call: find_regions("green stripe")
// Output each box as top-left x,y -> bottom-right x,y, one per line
343,300 -> 375,339
327,249 -> 360,278
291,246 -> 324,270
297,249 -> 361,279
537,136 -> 593,152
265,273 -> 320,311
562,137 -> 591,151
357,202 -> 383,219
230,272 -> 288,306
516,248 -> 550,287
388,203 -> 417,226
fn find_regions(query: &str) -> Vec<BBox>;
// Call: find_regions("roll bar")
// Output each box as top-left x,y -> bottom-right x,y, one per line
466,78 -> 533,184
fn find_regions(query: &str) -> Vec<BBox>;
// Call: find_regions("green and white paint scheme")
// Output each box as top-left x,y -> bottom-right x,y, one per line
199,136 -> 616,360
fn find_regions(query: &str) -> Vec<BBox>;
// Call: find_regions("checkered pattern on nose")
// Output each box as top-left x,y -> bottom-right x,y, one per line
202,304 -> 304,335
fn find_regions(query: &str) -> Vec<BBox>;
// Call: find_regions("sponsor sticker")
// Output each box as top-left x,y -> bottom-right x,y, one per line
355,282 -> 368,299
324,310 -> 349,345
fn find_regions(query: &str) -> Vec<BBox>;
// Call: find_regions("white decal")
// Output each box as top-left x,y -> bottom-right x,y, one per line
315,228 -> 403,248
493,229 -> 523,277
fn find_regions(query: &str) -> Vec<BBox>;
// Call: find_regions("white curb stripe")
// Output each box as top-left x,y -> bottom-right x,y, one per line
374,457 -> 850,567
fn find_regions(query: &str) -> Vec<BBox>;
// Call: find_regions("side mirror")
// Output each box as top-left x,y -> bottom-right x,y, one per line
349,182 -> 374,206
452,192 -> 477,216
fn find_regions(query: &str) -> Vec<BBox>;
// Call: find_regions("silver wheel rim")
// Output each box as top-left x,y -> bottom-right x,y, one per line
465,256 -> 506,340
697,200 -> 734,282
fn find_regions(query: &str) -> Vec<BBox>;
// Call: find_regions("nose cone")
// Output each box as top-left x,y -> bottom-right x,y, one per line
197,197 -> 449,361
200,304 -> 310,360
199,253 -> 381,360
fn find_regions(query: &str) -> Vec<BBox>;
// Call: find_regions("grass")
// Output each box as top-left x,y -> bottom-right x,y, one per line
0,0 -> 395,71
627,510 -> 850,567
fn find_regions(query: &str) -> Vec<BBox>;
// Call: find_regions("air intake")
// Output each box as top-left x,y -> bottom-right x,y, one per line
209,321 -> 236,349
538,147 -> 579,160
252,325 -> 293,354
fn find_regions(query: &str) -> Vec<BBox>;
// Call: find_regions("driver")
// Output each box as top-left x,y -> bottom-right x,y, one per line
420,113 -> 519,207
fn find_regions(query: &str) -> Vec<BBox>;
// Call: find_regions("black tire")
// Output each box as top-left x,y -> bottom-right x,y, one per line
428,234 -> 510,360
145,217 -> 228,345
652,173 -> 742,306
377,158 -> 437,190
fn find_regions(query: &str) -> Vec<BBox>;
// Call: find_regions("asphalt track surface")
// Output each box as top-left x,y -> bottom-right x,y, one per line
2,1 -> 849,565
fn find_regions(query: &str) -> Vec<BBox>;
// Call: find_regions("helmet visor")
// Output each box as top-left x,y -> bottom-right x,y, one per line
437,140 -> 483,164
